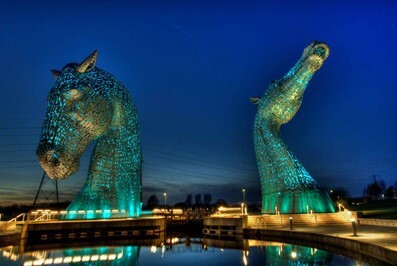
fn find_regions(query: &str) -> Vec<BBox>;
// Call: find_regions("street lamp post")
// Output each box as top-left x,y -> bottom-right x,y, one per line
163,193 -> 167,211
242,189 -> 246,203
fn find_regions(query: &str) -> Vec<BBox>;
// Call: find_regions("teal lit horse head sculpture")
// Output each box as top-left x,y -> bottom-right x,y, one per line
252,41 -> 335,214
37,51 -> 143,218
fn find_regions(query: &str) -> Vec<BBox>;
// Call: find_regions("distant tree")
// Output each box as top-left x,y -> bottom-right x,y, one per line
385,186 -> 396,199
173,202 -> 186,208
364,179 -> 386,201
328,187 -> 350,207
194,194 -> 202,207
147,194 -> 159,209
214,198 -> 228,208
203,193 -> 212,207
185,194 -> 193,208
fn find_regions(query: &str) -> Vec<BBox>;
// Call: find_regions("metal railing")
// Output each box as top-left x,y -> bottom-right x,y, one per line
30,209 -> 128,222
8,213 -> 26,223
337,203 -> 353,221
0,213 -> 26,232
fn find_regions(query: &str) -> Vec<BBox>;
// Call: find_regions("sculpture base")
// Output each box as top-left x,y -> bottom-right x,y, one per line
262,189 -> 335,214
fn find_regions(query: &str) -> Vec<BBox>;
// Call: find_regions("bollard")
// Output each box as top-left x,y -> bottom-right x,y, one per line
289,217 -> 293,230
351,218 -> 357,236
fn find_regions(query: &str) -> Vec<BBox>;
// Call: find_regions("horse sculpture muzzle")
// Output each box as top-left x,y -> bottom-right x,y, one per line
37,143 -> 79,180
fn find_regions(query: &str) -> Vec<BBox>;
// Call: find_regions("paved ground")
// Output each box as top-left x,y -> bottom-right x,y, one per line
255,223 -> 397,252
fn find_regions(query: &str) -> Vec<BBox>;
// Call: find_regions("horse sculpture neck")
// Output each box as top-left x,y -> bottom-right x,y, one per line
66,71 -> 142,218
252,41 -> 335,214
254,120 -> 321,212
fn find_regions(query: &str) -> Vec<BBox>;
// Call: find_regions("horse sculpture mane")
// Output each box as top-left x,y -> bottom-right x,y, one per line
37,51 -> 142,218
252,41 -> 335,214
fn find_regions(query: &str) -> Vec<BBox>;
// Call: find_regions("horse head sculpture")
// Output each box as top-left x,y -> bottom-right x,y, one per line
252,41 -> 335,214
37,51 -> 142,218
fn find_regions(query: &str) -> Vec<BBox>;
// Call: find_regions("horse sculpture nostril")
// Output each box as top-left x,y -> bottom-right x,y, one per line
46,150 -> 60,165
313,43 -> 330,60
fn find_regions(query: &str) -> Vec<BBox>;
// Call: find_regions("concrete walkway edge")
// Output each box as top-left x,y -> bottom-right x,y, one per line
245,228 -> 397,265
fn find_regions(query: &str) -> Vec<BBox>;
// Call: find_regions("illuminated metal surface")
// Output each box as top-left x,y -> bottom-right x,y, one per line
252,41 -> 335,213
37,51 -> 142,218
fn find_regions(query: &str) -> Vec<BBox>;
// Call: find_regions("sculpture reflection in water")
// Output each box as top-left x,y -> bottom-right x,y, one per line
260,243 -> 332,265
0,238 -> 367,265
36,51 -> 143,218
251,41 -> 335,213
63,246 -> 139,266
13,246 -> 140,266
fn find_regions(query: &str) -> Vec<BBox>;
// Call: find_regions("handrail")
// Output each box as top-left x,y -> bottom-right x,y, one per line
35,213 -> 50,221
7,213 -> 26,223
338,203 -> 348,212
337,203 -> 353,221
29,209 -> 129,221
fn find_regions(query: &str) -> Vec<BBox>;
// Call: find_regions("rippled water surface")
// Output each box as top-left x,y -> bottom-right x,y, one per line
0,237 -> 369,266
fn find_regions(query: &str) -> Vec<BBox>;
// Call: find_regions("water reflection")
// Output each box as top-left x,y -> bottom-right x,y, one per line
248,240 -> 333,265
0,236 -> 368,265
2,245 -> 139,266
63,246 -> 139,265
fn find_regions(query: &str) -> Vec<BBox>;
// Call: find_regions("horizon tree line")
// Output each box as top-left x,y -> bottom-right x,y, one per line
363,176 -> 396,201
326,175 -> 396,207
144,193 -> 228,210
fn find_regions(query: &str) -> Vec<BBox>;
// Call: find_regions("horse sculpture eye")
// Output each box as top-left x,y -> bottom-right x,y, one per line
62,89 -> 83,104
69,89 -> 81,100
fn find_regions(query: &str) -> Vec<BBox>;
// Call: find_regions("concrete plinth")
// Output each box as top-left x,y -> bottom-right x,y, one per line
24,216 -> 166,244
203,216 -> 247,239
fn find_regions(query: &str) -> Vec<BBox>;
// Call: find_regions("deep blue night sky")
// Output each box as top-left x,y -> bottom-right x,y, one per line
0,1 -> 396,206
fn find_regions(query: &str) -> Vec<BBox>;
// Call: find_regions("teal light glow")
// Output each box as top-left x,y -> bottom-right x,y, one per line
264,244 -> 332,264
37,51 -> 143,219
63,245 -> 140,265
252,41 -> 335,213
86,210 -> 95,219
141,210 -> 153,215
103,210 -> 111,219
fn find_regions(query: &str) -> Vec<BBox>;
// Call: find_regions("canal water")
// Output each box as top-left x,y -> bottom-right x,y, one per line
0,236 -> 368,266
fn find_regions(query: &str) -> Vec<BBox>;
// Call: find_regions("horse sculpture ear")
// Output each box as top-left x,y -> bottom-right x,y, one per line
77,50 -> 98,73
51,70 -> 62,80
250,97 -> 261,105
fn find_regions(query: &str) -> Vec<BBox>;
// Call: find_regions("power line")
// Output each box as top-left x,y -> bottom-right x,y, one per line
143,164 -> 257,185
0,138 -> 257,174
143,147 -> 257,172
0,149 -> 36,152
0,160 -> 36,164
143,141 -> 255,165
143,151 -> 256,174
0,134 -> 40,137
145,161 -> 254,179
0,128 -> 255,168
0,143 -> 36,147
77,161 -> 256,184
0,127 -> 41,130
0,165 -> 39,169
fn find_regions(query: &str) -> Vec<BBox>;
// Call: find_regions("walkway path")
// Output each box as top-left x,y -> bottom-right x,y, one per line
251,223 -> 397,252
244,223 -> 397,264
